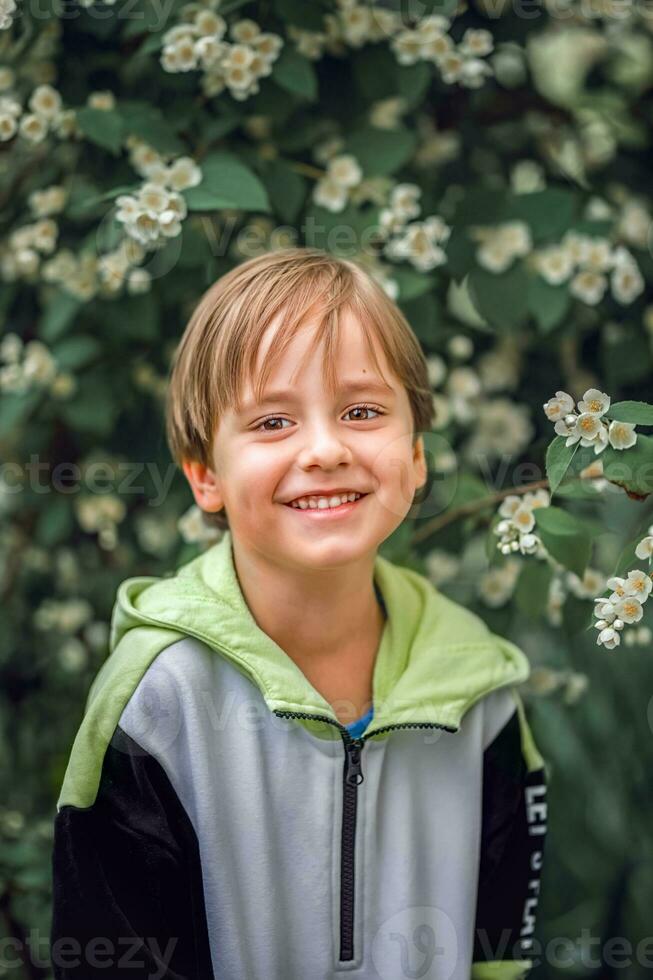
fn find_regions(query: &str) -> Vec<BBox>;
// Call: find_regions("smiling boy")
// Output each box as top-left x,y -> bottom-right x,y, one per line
51,247 -> 548,980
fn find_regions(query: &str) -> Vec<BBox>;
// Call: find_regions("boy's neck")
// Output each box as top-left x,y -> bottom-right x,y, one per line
231,537 -> 386,723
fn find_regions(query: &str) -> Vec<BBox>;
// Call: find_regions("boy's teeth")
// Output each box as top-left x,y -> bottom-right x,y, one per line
290,492 -> 361,509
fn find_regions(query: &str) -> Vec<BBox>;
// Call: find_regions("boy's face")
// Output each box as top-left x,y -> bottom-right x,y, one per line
183,306 -> 427,572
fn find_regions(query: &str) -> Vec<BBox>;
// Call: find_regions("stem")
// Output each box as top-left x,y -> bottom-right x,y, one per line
289,161 -> 326,180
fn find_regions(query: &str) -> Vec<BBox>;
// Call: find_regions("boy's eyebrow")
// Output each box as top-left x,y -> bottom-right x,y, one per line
240,379 -> 395,412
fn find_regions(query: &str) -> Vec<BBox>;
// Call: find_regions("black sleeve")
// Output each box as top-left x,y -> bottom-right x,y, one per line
50,725 -> 214,979
472,706 -> 548,978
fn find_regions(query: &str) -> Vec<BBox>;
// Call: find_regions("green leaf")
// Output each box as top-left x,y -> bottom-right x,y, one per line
105,293 -> 158,341
352,46 -> 398,101
0,391 -> 42,441
612,536 -> 646,578
399,291 -> 440,345
76,107 -> 124,156
273,0 -> 327,29
68,184 -> 140,215
119,101 -> 186,155
546,436 -> 579,494
528,275 -> 571,333
553,480 -> 603,500
602,327 -> 652,388
507,188 -> 578,243
35,497 -> 74,548
271,48 -> 318,102
533,506 -> 592,578
607,401 -> 653,426
343,126 -> 417,176
562,594 -> 593,638
446,275 -> 493,332
452,188 -> 508,227
58,373 -> 119,436
467,264 -> 531,331
600,435 -> 653,497
38,292 -> 82,342
183,152 -> 271,213
52,336 -> 102,371
514,560 -> 553,618
262,158 -> 307,224
392,267 -> 434,301
396,62 -> 431,108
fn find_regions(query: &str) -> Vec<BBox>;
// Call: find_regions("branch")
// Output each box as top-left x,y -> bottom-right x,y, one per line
412,478 -> 551,544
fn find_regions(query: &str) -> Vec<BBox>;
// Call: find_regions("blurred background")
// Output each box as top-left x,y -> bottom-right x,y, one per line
1,0 -> 653,976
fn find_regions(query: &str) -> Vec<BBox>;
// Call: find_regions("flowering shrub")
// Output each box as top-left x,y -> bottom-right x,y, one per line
2,0 -> 653,969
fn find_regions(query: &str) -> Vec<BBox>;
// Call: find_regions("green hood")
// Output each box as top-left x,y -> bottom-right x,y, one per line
58,530 -> 531,810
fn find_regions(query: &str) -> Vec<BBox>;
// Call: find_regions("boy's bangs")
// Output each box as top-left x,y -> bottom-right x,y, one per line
233,282 -> 394,416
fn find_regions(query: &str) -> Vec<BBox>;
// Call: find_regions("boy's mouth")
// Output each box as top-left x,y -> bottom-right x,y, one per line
283,492 -> 370,516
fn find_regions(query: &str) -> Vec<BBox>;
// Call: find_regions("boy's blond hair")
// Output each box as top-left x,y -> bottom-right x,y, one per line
165,247 -> 434,529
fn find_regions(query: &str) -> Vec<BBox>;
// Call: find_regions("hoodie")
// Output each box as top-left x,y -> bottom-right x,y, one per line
51,529 -> 548,980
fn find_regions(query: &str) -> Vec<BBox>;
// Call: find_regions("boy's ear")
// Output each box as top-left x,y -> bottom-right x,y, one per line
181,459 -> 225,514
413,435 -> 428,490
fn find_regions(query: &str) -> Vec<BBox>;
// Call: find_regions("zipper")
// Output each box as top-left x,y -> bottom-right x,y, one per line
274,710 -> 458,963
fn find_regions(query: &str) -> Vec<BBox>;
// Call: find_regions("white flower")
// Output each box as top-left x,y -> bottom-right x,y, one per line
623,568 -> 652,600
391,30 -> 423,66
87,90 -> 116,111
327,154 -> 363,188
583,238 -> 613,273
178,504 -> 223,544
510,160 -> 546,194
578,388 -> 610,416
459,28 -> 493,57
458,57 -> 493,89
611,259 -> 645,305
607,420 -> 637,450
543,390 -> 575,422
115,195 -> 140,224
0,113 -> 17,141
512,504 -> 536,534
569,269 -> 607,305
519,532 -> 539,554
464,398 -> 533,459
29,185 -> 67,217
369,96 -> 406,130
313,176 -> 349,212
29,85 -> 62,120
431,393 -> 451,430
635,536 -> 653,560
614,595 -> 644,624
478,563 -> 521,607
390,183 -> 421,220
166,156 -> 202,191
19,114 -> 48,143
424,549 -> 461,586
195,9 -> 226,37
535,245 -> 574,285
448,335 -> 473,360
473,221 -> 531,273
594,597 -> 617,622
597,626 -> 620,649
567,566 -> 606,599
426,354 -> 447,388
617,200 -> 650,249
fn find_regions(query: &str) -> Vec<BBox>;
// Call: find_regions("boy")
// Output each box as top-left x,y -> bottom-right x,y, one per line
51,247 -> 548,980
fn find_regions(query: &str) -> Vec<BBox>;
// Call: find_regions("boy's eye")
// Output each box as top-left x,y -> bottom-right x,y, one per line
254,403 -> 384,433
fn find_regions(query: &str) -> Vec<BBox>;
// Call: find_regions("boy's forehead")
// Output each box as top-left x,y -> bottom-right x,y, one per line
235,307 -> 396,411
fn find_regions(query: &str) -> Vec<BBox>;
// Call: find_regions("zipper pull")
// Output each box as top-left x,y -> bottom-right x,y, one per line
345,740 -> 364,785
